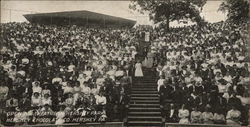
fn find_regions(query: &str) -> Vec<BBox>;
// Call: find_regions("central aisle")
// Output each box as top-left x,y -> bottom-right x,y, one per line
126,68 -> 163,127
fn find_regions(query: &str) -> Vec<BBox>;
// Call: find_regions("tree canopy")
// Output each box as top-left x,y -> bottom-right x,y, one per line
129,0 -> 207,29
219,0 -> 249,23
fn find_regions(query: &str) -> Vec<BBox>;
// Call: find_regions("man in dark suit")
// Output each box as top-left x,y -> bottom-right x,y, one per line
18,93 -> 31,111
236,84 -> 245,96
216,60 -> 226,76
159,79 -> 174,105
211,95 -> 227,113
172,85 -> 183,104
117,91 -> 129,121
228,93 -> 242,110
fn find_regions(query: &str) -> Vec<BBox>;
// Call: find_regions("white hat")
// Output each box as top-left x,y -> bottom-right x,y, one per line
47,61 -> 53,66
22,58 -> 29,64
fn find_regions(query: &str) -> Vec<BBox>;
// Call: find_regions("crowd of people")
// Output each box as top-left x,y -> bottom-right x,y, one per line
0,22 -> 139,125
0,19 -> 249,126
155,21 -> 250,125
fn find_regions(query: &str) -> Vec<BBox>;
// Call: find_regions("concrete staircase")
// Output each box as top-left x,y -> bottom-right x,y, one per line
127,68 -> 163,127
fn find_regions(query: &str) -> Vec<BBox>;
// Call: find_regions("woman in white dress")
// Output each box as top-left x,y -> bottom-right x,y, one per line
31,92 -> 41,108
178,104 -> 190,124
55,106 -> 66,125
201,106 -> 214,124
0,84 -> 9,111
190,107 -> 202,123
134,61 -> 143,77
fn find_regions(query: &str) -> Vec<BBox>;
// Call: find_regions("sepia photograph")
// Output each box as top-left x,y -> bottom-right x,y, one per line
0,0 -> 249,127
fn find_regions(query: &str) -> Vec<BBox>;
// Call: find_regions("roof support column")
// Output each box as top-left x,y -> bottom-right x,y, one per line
86,15 -> 88,28
50,15 -> 52,25
103,17 -> 106,28
69,16 -> 71,26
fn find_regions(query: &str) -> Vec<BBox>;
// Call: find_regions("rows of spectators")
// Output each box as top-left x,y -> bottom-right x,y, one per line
155,21 -> 250,126
0,22 -> 138,125
1,20 -> 249,126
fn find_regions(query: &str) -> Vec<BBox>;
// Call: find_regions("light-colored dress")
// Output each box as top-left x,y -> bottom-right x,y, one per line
63,86 -> 74,95
135,63 -> 143,77
41,98 -> 52,106
178,109 -> 190,124
0,86 -> 9,100
81,86 -> 91,96
213,113 -> 225,124
226,109 -> 241,125
31,96 -> 41,107
201,112 -> 214,124
157,79 -> 165,92
191,111 -> 201,123
73,86 -> 82,105
55,111 -> 65,125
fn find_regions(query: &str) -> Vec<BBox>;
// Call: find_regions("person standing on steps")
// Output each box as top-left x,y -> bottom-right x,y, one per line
134,60 -> 144,82
143,49 -> 155,69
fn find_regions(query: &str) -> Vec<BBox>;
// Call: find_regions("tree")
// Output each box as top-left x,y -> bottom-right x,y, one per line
129,0 -> 207,30
219,0 -> 249,23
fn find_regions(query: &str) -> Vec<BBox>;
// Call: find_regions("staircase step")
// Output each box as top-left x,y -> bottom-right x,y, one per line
129,107 -> 160,112
133,85 -> 156,87
141,77 -> 157,79
131,94 -> 158,97
142,79 -> 157,81
131,97 -> 159,100
133,82 -> 157,84
134,79 -> 157,82
128,111 -> 161,116
128,116 -> 162,119
139,80 -> 157,83
132,88 -> 157,91
132,83 -> 157,88
134,82 -> 156,84
127,121 -> 162,126
132,86 -> 156,89
130,100 -> 159,104
130,104 -> 160,108
128,116 -> 162,121
131,91 -> 158,94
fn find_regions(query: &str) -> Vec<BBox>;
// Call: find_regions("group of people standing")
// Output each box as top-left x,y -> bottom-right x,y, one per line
134,50 -> 156,78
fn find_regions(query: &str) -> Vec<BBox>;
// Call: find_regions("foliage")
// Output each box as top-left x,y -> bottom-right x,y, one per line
219,0 -> 249,23
129,0 -> 207,28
